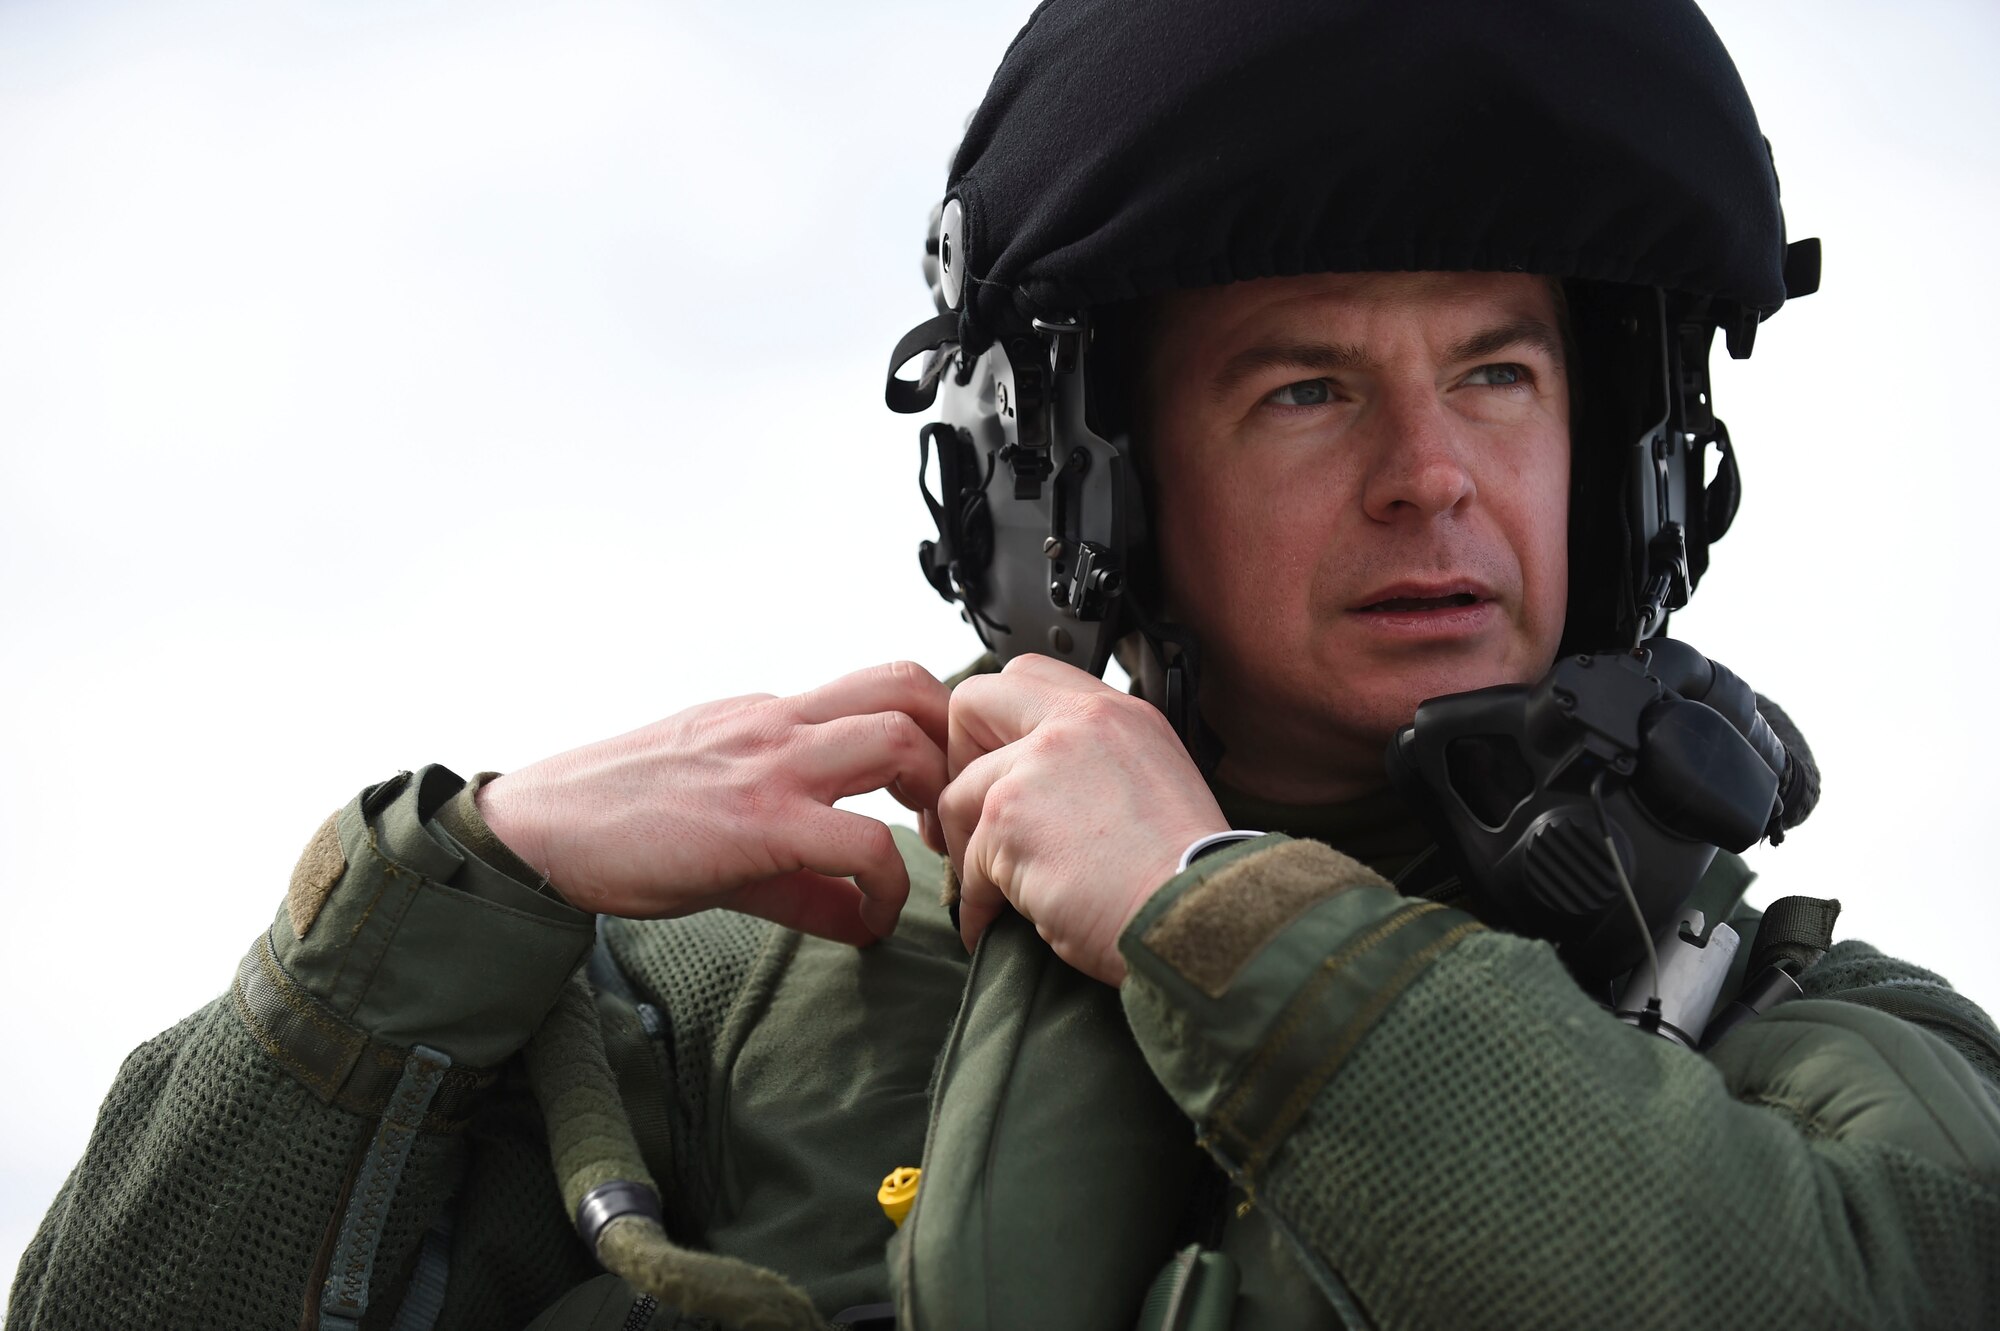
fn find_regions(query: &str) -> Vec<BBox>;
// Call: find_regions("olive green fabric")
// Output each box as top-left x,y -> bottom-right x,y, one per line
431,772 -> 560,899
522,969 -> 825,1331
521,1275 -> 662,1331
686,827 -> 965,1314
887,911 -> 1202,1331
271,766 -> 595,1069
14,765 -> 2000,1331
7,766 -> 604,1331
1142,836 -> 1390,999
1798,938 -> 2000,1085
1121,837 -> 2000,1328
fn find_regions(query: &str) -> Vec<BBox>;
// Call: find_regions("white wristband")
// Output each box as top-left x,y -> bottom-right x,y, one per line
1175,830 -> 1266,874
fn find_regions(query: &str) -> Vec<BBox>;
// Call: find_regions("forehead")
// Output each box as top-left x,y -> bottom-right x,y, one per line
1143,270 -> 1565,377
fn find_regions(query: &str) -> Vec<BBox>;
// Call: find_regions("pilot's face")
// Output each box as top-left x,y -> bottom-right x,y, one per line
1144,269 -> 1571,800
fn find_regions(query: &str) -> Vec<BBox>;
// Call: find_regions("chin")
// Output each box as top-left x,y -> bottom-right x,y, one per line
1319,659 -> 1541,750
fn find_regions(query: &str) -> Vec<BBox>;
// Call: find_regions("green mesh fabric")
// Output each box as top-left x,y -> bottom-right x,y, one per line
600,912 -> 776,1237
6,995 -> 462,1330
1801,939 -> 2000,1089
1256,929 -> 2000,1328
434,1063 -> 599,1329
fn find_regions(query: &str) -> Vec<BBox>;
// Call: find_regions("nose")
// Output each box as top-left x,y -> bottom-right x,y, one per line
1358,388 -> 1477,522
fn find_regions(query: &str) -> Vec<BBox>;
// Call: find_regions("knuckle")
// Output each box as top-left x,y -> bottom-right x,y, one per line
851,817 -> 897,863
1068,691 -> 1121,724
937,778 -> 975,828
717,692 -> 781,720
736,716 -> 791,757
949,674 -> 993,717
979,774 -> 1020,824
878,710 -> 922,751
1075,689 -> 1151,734
712,776 -> 776,827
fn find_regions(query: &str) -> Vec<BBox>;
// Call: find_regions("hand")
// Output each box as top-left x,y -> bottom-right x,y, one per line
476,660 -> 950,945
939,654 -> 1230,984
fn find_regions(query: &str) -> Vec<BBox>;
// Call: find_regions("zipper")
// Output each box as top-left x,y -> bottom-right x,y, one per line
622,1293 -> 659,1331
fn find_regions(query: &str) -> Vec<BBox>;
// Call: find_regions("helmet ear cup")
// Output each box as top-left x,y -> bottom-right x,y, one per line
1559,282 -> 1742,653
1559,282 -> 1660,654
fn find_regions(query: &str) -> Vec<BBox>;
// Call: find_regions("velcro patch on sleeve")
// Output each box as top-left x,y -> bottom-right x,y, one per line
287,810 -> 346,939
1143,839 -> 1390,998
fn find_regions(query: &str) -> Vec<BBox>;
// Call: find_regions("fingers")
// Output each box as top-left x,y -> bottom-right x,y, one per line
947,653 -> 1105,779
957,880 -> 1008,957
937,746 -> 1009,952
790,660 -> 951,753
721,870 -> 880,948
795,709 -> 949,810
795,806 -> 913,938
710,810 -> 914,945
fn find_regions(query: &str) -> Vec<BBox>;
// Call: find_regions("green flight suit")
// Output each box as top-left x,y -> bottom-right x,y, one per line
9,760 -> 2000,1330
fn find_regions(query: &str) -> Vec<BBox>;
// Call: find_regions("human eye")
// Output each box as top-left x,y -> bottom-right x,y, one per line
1462,363 -> 1531,389
1266,378 -> 1334,407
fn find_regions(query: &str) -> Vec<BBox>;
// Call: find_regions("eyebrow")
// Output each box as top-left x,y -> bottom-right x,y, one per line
1442,317 -> 1567,371
1208,317 -> 1566,402
1209,341 -> 1372,402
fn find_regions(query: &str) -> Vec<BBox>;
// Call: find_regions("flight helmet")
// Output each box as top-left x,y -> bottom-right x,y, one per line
886,0 -> 1821,750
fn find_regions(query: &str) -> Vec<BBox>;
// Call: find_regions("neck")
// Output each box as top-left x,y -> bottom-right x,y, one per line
1212,748 -> 1387,805
1205,770 -> 1434,883
1202,696 -> 1394,805
1120,636 -> 1397,801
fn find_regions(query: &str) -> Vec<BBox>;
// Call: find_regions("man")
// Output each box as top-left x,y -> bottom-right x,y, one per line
11,2 -> 1999,1329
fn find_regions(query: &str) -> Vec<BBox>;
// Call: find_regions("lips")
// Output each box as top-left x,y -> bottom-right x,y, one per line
1359,592 -> 1482,612
1350,581 -> 1495,613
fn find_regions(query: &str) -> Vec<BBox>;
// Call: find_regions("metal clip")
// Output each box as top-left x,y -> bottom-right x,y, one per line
1053,540 -> 1124,620
1032,312 -> 1083,375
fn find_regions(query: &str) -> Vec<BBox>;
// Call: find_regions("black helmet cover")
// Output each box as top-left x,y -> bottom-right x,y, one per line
947,0 -> 1794,349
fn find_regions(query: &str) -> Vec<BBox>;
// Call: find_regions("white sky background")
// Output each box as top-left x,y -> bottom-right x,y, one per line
3,0 -> 1997,1300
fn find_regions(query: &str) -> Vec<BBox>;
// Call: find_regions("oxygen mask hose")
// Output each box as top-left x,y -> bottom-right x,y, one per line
523,969 -> 827,1331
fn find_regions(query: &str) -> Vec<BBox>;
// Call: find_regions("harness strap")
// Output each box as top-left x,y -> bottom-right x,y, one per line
318,1045 -> 453,1331
386,1214 -> 453,1331
885,311 -> 960,413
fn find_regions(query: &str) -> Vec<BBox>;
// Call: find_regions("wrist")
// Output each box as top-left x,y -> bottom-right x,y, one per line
1175,829 -> 1266,874
1103,824 -> 1245,988
473,774 -> 561,901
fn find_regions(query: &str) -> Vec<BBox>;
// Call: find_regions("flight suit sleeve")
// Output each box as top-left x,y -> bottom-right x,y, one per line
1118,834 -> 2000,1330
6,765 -> 599,1331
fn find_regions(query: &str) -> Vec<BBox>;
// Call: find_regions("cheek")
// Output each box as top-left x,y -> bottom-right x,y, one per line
1518,439 -> 1571,640
1156,477 -> 1256,627
1149,434 -> 1227,615
1192,484 -> 1342,667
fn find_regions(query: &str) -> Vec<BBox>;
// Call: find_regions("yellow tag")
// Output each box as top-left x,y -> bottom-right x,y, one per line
877,1166 -> 921,1228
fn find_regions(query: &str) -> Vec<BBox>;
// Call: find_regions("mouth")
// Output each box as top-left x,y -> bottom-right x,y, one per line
1355,591 -> 1484,613
1344,583 -> 1501,639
